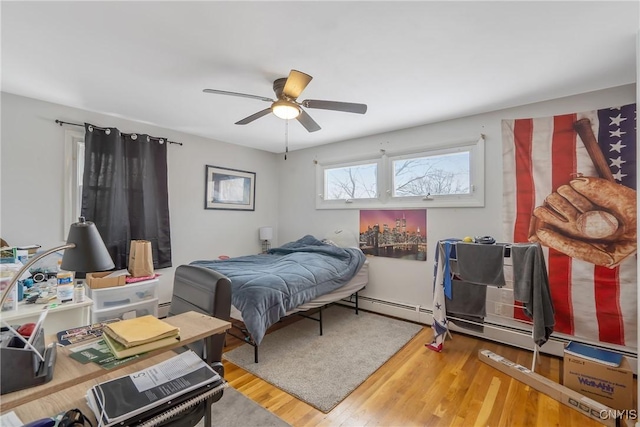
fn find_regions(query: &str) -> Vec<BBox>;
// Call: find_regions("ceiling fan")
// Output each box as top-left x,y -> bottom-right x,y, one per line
203,69 -> 367,133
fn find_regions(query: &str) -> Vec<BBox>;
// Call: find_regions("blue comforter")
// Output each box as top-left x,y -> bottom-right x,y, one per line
191,235 -> 366,345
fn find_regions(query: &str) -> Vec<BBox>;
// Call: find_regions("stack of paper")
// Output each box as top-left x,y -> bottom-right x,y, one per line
86,350 -> 226,427
102,315 -> 180,359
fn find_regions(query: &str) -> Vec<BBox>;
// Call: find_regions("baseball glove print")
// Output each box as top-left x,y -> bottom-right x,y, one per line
529,176 -> 637,268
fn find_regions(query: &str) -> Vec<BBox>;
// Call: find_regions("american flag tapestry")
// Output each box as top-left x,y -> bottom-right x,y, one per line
502,104 -> 637,347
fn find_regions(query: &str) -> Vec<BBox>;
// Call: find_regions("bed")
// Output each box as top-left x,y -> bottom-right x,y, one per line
189,235 -> 368,362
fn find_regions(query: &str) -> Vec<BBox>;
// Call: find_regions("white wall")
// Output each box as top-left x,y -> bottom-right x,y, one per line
0,92 -> 280,307
278,84 -> 636,336
2,86 -> 636,351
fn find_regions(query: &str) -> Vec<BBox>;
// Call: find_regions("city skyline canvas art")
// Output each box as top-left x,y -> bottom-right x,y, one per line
359,209 -> 427,261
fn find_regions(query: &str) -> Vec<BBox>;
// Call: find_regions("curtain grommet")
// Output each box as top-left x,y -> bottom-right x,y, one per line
105,128 -> 111,135
88,125 -> 93,132
159,139 -> 165,145
131,134 -> 137,140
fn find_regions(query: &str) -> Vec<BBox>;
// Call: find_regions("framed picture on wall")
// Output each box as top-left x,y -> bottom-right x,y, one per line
205,165 -> 256,211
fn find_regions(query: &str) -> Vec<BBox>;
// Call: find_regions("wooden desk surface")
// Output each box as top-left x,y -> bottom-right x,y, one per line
10,352 -> 179,424
0,311 -> 230,413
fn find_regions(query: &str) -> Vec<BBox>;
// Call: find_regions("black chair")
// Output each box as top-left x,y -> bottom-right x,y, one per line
165,265 -> 232,427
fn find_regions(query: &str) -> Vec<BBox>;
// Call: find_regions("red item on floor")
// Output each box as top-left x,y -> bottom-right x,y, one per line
425,342 -> 442,352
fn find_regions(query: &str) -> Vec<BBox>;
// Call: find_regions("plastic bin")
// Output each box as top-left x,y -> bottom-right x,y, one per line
91,298 -> 159,323
86,280 -> 158,310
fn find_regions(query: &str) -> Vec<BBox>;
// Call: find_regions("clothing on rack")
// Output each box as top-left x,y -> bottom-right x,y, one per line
427,240 -> 456,352
455,242 -> 506,287
445,279 -> 487,333
511,242 -> 555,347
428,239 -> 490,350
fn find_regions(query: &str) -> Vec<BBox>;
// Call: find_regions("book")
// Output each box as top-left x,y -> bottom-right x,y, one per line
564,341 -> 623,367
56,318 -> 121,346
86,350 -> 223,427
102,330 -> 180,359
103,315 -> 180,348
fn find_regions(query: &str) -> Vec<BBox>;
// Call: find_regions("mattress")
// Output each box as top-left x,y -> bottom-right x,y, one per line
230,260 -> 369,321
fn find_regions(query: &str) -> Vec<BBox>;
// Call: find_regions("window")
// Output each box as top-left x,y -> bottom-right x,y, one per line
392,151 -> 470,197
316,157 -> 382,208
64,130 -> 85,237
316,136 -> 484,209
324,161 -> 378,200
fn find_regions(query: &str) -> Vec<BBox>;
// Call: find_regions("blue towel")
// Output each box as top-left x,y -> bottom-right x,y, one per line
443,242 -> 453,299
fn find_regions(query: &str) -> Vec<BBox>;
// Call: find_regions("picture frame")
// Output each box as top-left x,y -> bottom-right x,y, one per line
205,165 -> 256,211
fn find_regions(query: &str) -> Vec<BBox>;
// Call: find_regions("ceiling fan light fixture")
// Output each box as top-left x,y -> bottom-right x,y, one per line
272,100 -> 301,120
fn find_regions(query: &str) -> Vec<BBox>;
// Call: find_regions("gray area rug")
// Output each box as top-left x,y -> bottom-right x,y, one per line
223,305 -> 423,413
196,386 -> 290,427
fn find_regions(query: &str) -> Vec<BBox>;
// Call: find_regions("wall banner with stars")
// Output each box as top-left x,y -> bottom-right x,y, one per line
502,103 -> 636,347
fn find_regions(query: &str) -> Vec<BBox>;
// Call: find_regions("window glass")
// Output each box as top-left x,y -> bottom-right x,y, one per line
392,151 -> 470,197
324,162 -> 378,200
64,130 -> 85,237
315,136 -> 483,209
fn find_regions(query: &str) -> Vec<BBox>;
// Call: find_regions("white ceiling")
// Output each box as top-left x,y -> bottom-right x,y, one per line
2,1 -> 638,153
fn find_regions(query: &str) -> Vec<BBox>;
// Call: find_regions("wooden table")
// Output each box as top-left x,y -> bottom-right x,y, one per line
0,311 -> 231,423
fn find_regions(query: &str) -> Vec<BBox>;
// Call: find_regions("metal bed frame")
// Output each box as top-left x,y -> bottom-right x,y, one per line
226,291 -> 362,363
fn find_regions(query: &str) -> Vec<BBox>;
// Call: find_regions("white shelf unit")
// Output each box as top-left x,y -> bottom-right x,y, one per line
84,278 -> 159,323
0,297 -> 93,335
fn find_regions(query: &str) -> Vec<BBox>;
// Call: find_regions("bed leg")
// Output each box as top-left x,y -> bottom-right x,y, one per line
355,292 -> 359,315
254,345 -> 259,363
319,307 -> 323,336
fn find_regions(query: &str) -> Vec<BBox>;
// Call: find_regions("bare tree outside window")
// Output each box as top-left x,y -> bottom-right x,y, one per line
393,152 -> 470,197
325,163 -> 377,200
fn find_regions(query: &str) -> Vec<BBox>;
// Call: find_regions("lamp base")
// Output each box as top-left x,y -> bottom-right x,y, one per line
261,240 -> 271,254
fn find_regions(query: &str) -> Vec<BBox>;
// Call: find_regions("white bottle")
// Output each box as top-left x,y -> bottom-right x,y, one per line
74,282 -> 85,303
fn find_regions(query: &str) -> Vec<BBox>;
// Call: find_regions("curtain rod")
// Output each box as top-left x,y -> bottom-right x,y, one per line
55,120 -> 183,146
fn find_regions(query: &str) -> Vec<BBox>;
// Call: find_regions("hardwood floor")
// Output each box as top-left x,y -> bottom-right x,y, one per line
221,312 -> 637,427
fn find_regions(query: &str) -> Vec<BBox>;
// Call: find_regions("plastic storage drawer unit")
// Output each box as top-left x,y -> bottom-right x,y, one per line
86,280 -> 159,310
92,298 -> 159,323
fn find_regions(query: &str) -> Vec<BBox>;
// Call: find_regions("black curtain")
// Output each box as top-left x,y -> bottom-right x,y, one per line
81,123 -> 172,270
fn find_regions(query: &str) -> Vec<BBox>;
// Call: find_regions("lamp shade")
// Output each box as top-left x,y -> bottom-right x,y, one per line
60,217 -> 115,272
259,227 -> 273,241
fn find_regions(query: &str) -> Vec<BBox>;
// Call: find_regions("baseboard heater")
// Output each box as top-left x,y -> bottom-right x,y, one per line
344,295 -> 638,374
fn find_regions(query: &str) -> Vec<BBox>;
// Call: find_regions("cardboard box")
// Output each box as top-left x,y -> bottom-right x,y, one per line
85,272 -> 127,289
563,349 -> 633,411
479,349 -> 620,427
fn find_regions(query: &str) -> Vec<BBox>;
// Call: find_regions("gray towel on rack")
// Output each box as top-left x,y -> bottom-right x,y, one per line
455,243 -> 506,287
446,279 -> 487,332
511,242 -> 555,347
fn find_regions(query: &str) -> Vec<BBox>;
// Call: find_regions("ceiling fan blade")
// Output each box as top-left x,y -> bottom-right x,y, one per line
235,108 -> 272,125
203,89 -> 273,103
282,70 -> 313,100
296,109 -> 321,132
302,99 -> 367,114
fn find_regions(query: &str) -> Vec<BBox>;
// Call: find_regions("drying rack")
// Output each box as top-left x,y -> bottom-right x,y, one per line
432,240 -> 544,371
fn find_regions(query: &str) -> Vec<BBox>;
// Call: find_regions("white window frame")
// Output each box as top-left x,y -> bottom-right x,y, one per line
316,136 -> 484,210
64,129 -> 85,238
387,137 -> 484,208
315,156 -> 383,209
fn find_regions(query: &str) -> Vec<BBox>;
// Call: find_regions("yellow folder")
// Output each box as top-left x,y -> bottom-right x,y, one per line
103,332 -> 180,359
103,315 -> 180,348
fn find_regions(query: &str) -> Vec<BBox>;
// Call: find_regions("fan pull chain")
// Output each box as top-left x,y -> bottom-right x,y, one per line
284,119 -> 289,160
